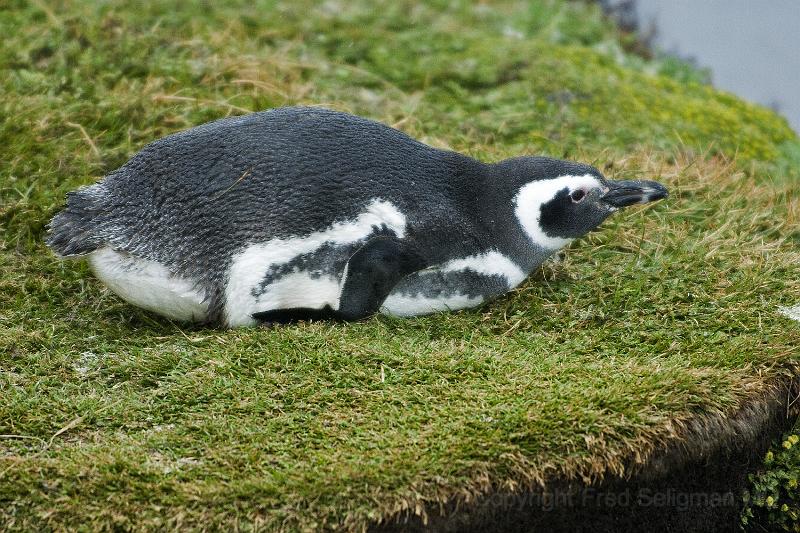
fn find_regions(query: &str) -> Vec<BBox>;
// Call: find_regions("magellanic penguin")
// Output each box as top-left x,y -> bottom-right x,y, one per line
47,107 -> 668,327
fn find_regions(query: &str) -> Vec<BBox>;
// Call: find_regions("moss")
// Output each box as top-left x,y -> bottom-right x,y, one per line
1,1 -> 799,531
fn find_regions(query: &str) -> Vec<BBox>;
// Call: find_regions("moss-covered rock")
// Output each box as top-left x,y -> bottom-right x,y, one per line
1,1 -> 798,531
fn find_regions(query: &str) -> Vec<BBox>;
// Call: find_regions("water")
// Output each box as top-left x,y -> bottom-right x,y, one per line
606,0 -> 800,133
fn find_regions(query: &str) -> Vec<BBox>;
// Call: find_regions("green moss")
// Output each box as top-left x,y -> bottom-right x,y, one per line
1,1 -> 798,531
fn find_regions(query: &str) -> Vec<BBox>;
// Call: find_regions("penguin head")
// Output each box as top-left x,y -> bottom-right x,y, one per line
498,157 -> 668,250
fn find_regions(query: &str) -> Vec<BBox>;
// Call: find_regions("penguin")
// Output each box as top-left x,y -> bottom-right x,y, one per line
47,106 -> 668,327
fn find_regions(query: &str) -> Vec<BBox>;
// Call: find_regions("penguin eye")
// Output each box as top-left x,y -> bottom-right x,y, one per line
570,189 -> 587,203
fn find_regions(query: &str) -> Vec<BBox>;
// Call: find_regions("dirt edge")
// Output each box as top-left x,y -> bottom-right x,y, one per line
372,368 -> 800,533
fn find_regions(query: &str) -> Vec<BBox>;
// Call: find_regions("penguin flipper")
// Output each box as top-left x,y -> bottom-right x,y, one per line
251,236 -> 428,324
335,236 -> 428,321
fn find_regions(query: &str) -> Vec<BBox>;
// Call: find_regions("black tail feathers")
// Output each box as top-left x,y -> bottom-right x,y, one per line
46,185 -> 107,257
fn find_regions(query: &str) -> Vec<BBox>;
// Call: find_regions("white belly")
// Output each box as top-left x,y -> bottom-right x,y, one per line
223,199 -> 408,327
380,250 -> 527,317
380,291 -> 483,317
89,248 -> 208,322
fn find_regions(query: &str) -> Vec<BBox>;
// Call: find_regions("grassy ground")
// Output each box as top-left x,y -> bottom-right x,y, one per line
2,1 -> 799,531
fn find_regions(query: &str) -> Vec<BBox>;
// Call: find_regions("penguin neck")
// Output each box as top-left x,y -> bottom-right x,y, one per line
480,162 -> 563,275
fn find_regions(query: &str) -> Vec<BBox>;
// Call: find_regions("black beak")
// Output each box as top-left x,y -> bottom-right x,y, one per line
601,180 -> 669,208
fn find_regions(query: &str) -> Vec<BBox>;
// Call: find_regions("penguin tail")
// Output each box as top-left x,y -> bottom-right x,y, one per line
46,183 -> 108,257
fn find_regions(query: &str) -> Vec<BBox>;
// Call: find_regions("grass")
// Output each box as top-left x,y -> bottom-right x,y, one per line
1,0 -> 799,530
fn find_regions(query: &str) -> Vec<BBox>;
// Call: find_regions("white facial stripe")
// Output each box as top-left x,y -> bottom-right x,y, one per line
224,199 -> 407,327
514,174 -> 602,250
380,292 -> 482,317
89,247 -> 208,322
442,251 -> 527,288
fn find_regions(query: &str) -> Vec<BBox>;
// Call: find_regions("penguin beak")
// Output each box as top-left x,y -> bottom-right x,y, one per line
601,180 -> 669,208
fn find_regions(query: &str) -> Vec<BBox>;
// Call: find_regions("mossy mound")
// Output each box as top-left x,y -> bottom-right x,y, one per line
1,1 -> 798,531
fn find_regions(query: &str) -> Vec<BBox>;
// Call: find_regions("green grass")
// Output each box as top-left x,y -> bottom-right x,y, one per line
1,1 -> 799,531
